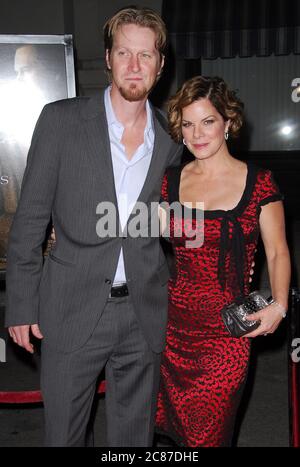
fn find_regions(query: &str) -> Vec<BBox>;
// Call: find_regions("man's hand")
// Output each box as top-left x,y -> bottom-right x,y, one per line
8,324 -> 43,354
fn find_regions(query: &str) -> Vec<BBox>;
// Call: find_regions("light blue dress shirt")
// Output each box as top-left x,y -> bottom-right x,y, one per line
104,86 -> 155,285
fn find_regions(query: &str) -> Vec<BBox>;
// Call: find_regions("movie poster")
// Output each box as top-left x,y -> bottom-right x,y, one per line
0,35 -> 76,273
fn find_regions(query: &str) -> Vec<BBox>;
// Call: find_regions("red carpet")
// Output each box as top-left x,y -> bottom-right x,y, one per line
0,381 -> 106,404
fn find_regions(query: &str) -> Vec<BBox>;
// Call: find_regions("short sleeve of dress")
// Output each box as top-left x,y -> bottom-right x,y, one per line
256,169 -> 284,209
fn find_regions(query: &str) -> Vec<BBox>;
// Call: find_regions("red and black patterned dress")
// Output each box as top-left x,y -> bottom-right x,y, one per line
155,162 -> 283,447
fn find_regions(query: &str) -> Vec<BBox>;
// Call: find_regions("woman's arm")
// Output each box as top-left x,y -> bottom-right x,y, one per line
244,200 -> 291,338
260,201 -> 291,309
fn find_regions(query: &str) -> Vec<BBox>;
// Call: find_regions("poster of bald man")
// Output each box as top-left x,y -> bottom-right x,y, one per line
0,35 -> 76,272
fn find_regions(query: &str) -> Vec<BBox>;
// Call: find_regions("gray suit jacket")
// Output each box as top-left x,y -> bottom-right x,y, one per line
5,91 -> 182,353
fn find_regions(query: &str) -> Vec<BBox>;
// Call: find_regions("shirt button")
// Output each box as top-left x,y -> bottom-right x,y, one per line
105,279 -> 111,284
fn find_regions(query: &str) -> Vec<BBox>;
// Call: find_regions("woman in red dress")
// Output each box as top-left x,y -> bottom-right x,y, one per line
155,76 -> 291,447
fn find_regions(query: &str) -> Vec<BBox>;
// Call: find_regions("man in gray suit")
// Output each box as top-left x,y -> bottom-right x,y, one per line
5,7 -> 182,447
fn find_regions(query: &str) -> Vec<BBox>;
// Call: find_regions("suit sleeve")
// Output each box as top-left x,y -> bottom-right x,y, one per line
167,144 -> 183,168
5,103 -> 60,326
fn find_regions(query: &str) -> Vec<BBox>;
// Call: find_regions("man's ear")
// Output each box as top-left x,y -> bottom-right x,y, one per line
159,54 -> 165,75
105,49 -> 111,70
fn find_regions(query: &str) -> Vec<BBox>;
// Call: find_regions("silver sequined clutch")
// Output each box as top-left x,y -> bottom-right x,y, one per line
221,291 -> 271,337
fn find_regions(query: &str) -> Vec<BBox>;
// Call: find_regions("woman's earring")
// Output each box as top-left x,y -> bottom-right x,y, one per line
224,131 -> 229,140
183,138 -> 187,145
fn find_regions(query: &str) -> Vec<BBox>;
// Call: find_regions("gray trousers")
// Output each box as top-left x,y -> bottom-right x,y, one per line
40,296 -> 161,447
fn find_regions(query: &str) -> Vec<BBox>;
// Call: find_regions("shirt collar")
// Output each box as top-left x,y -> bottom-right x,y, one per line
104,86 -> 154,140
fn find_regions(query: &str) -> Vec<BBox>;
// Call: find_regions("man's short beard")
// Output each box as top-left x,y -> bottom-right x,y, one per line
119,83 -> 149,102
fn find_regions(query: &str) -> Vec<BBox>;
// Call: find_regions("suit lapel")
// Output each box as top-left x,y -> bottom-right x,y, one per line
135,107 -> 171,205
81,93 -> 172,235
124,107 -> 172,231
81,91 -> 118,207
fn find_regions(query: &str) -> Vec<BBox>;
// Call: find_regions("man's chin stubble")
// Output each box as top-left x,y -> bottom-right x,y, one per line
119,85 -> 149,102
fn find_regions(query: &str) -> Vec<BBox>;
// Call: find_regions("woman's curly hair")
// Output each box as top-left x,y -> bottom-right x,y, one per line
168,76 -> 244,143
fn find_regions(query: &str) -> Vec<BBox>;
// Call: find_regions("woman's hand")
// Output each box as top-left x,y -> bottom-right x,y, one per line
50,227 -> 56,242
243,302 -> 285,338
249,261 -> 255,282
158,205 -> 169,237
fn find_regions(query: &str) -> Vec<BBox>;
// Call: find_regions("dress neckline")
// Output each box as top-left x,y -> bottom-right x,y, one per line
167,161 -> 259,294
174,161 -> 257,219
